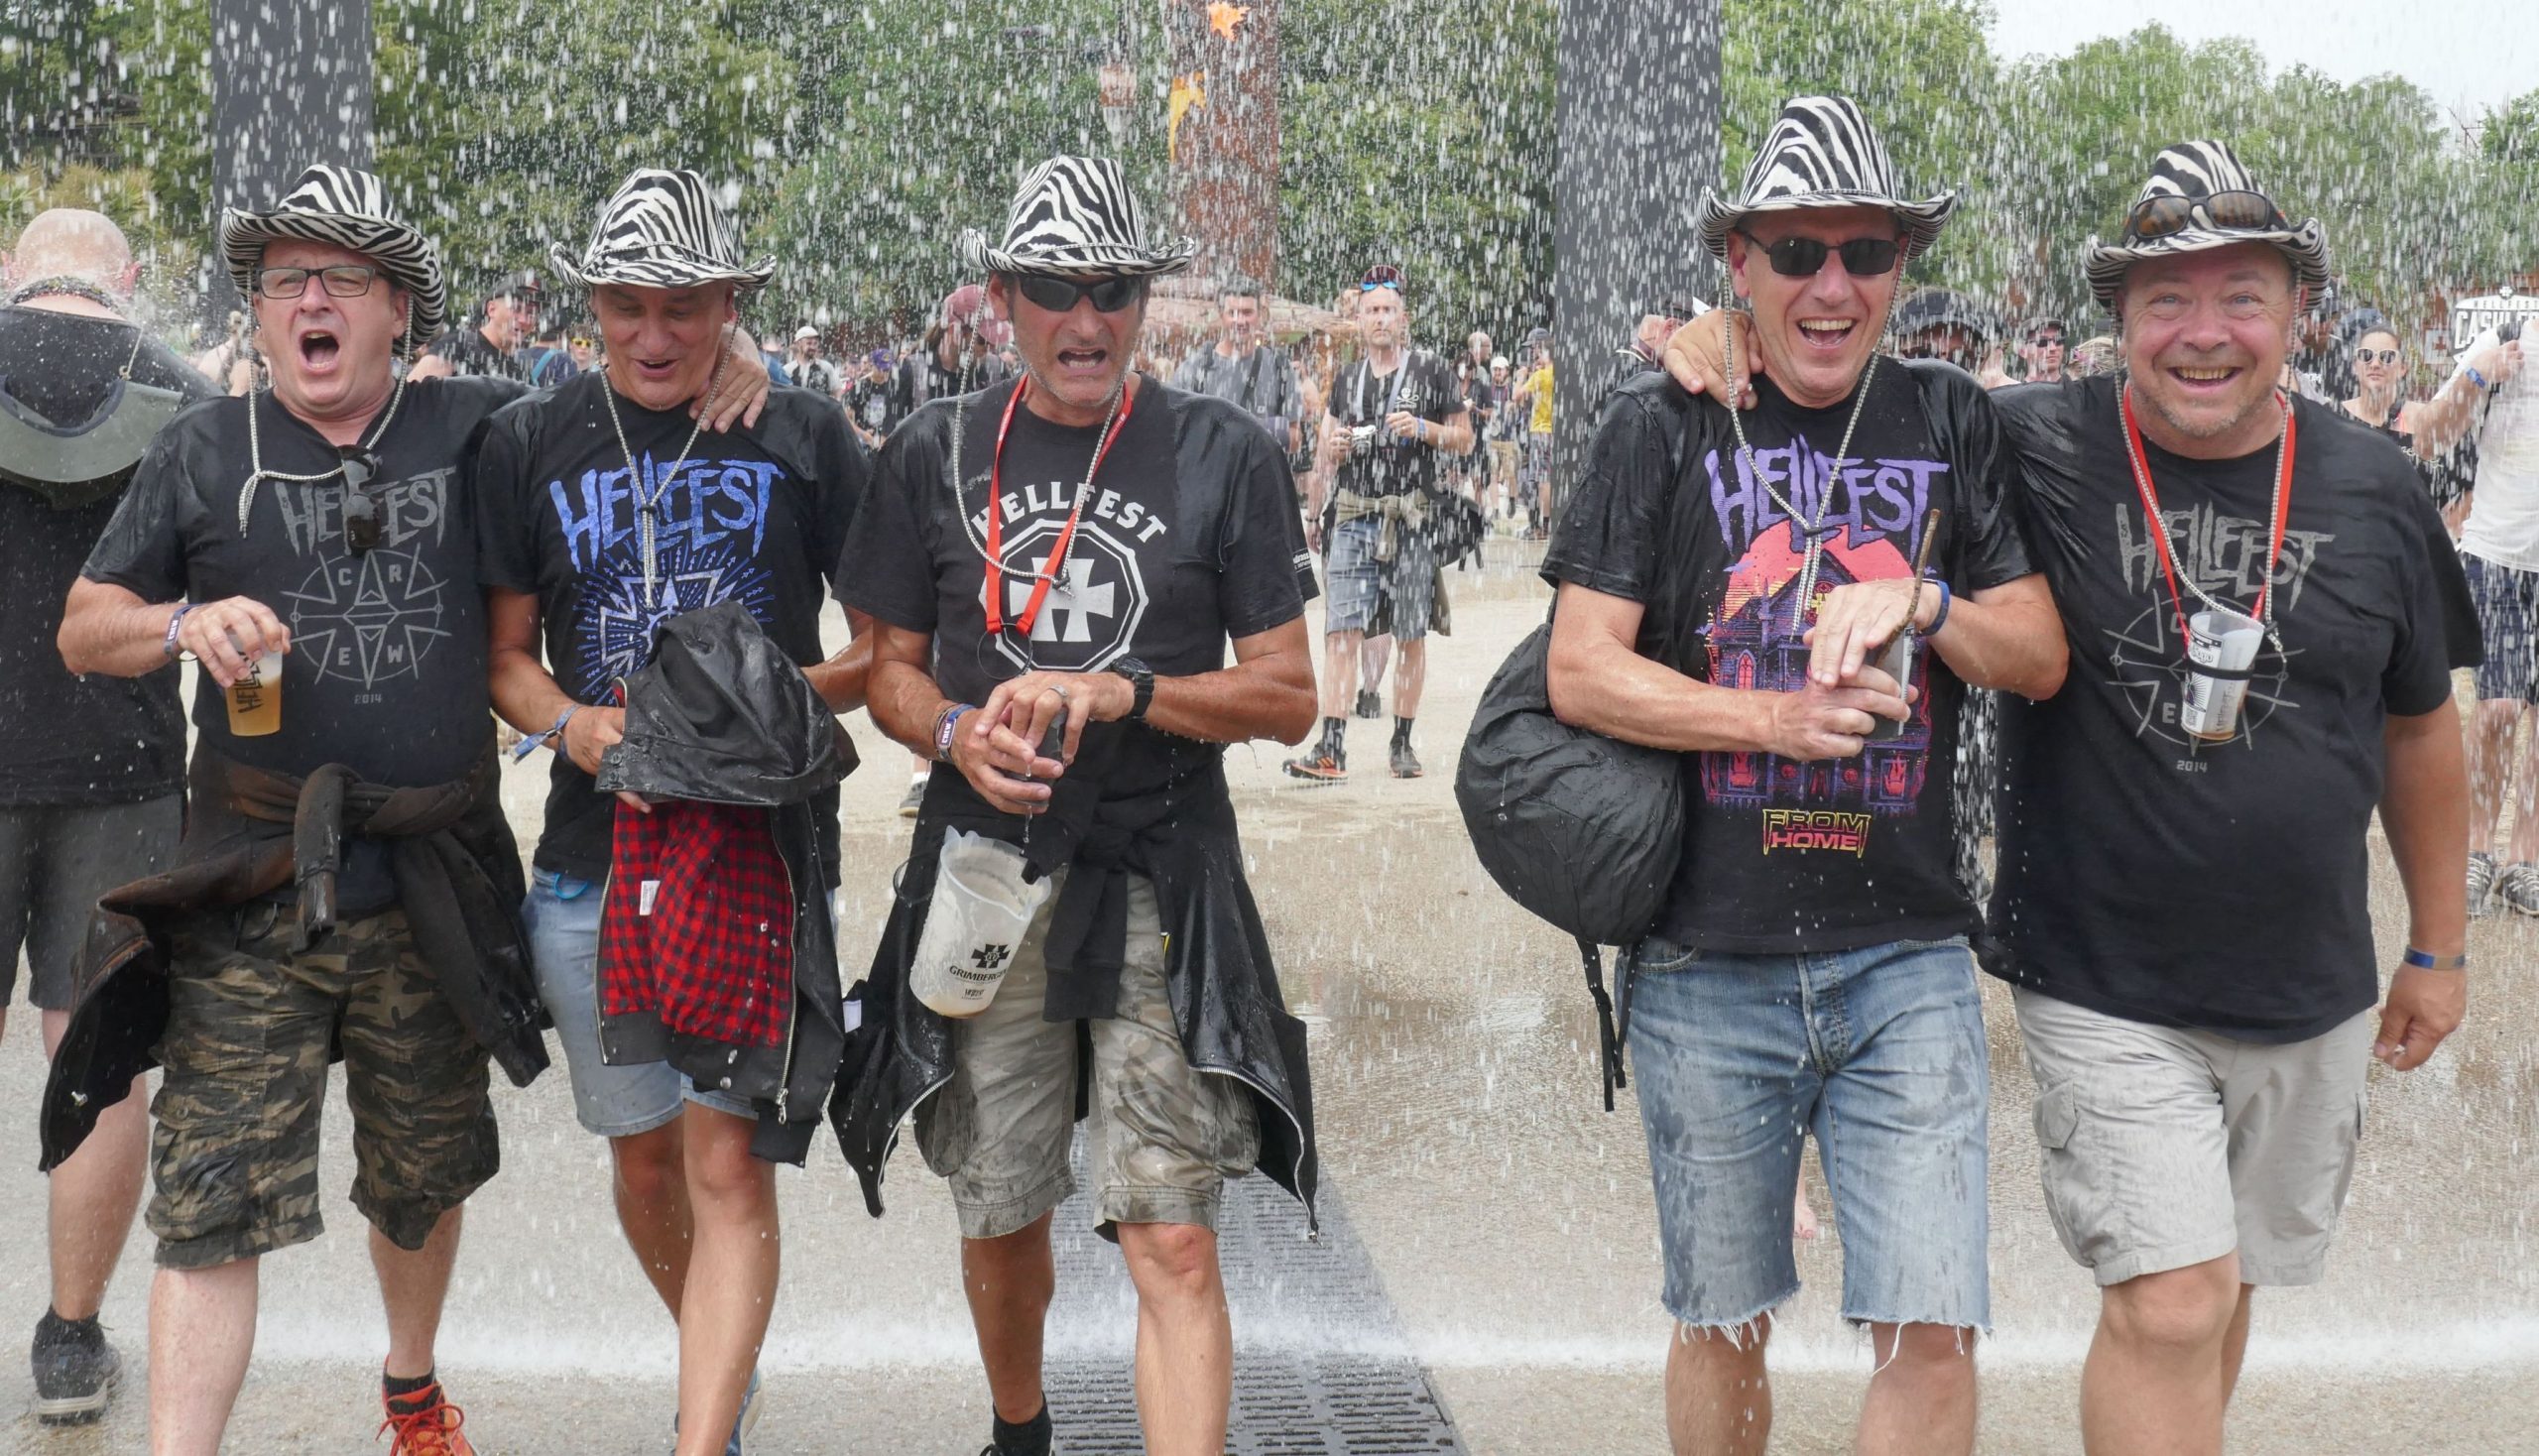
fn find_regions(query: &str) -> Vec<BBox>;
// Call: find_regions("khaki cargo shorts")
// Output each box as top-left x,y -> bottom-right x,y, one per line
2013,987 -> 2373,1288
149,903 -> 498,1270
914,874 -> 1259,1239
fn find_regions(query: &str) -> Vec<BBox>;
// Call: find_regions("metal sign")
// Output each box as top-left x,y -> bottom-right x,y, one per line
2450,290 -> 2539,346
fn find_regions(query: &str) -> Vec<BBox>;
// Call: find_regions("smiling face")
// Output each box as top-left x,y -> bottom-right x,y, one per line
1728,205 -> 1903,409
484,292 -> 540,350
2119,243 -> 2299,458
593,281 -> 739,411
2350,327 -> 2403,399
992,273 -> 1147,426
254,238 -> 408,426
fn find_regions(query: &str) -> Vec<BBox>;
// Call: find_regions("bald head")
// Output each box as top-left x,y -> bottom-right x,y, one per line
6,209 -> 135,296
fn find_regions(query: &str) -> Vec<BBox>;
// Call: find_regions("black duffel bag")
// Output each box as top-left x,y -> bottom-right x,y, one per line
1456,617 -> 1685,1108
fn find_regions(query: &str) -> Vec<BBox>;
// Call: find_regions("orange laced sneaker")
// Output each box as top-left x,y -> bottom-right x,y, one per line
378,1382 -> 475,1456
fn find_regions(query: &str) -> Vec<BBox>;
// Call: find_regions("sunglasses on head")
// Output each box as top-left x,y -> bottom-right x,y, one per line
2122,189 -> 2288,243
1360,264 -> 1405,293
340,450 -> 385,555
1012,274 -> 1148,314
1735,230 -> 1901,279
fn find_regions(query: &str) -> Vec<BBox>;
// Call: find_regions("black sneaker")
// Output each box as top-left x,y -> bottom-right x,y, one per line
1353,688 -> 1382,719
1282,748 -> 1347,783
2500,862 -> 2539,918
2470,850 -> 2498,918
1389,739 -> 1423,779
31,1312 -> 118,1426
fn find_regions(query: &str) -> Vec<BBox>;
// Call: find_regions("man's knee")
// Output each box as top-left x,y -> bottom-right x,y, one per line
609,1122 -> 683,1205
1868,1322 -> 1976,1374
2101,1257 -> 2241,1354
1671,1317 -> 1772,1367
1118,1221 -> 1219,1299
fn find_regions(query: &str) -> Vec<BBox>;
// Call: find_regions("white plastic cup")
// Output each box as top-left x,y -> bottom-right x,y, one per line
909,829 -> 1054,1019
224,648 -> 284,737
2181,607 -> 2265,742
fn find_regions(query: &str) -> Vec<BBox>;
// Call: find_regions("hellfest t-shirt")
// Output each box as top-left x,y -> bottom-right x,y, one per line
841,374 -> 1313,799
1544,368 -> 2033,953
473,374 -> 868,881
1990,378 -> 2457,1041
1328,349 -> 1462,500
0,305 -> 211,806
85,377 -> 523,910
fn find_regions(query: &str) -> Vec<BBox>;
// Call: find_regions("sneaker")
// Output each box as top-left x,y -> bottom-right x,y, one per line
2500,862 -> 2539,918
1282,748 -> 1347,784
1389,739 -> 1423,779
899,778 -> 927,818
30,1312 -> 118,1426
378,1381 -> 474,1456
673,1369 -> 765,1455
2470,851 -> 2499,918
1353,688 -> 1382,719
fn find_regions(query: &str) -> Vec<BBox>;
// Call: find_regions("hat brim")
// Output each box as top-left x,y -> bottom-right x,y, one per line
219,209 -> 448,349
1696,188 -> 1957,263
2084,219 -> 2330,308
548,242 -> 776,293
957,227 -> 1198,280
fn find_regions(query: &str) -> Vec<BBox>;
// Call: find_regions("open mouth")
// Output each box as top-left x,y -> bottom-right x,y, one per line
1054,345 -> 1109,375
2169,364 -> 2242,388
297,328 -> 341,371
632,355 -> 682,382
1795,318 -> 1857,350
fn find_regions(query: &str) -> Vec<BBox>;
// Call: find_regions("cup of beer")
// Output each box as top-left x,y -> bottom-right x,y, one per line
225,648 -> 284,737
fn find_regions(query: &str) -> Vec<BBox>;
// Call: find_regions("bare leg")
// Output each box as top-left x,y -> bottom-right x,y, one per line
1117,1222 -> 1232,1456
148,1258 -> 258,1456
962,1211 -> 1056,1423
1393,639 -> 1427,720
610,1119 -> 693,1318
671,1104 -> 779,1456
2507,707 -> 2539,864
2080,1254 -> 2239,1456
1664,1320 -> 1771,1456
373,1205 -> 463,1381
2466,699 -> 2520,853
41,1010 -> 147,1321
2218,1284 -> 2255,1407
1361,634 -> 1392,696
1319,629 -> 1364,720
1856,1323 -> 1977,1456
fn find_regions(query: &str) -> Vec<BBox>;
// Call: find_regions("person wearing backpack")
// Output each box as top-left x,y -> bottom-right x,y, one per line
1537,95 -> 2065,1456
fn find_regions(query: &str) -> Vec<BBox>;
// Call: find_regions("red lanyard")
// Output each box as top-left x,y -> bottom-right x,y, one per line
2116,385 -> 2296,642
982,376 -> 1135,638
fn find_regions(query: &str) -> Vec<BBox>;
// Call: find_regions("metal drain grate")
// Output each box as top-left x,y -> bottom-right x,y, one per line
1036,1137 -> 1464,1455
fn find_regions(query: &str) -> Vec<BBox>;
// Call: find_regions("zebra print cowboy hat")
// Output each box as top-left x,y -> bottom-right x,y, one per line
958,156 -> 1198,279
2084,142 -> 2328,308
550,169 -> 776,292
218,164 -> 447,348
1695,95 -> 1956,261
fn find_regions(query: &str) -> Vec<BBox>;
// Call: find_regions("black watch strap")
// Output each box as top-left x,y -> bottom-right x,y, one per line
1113,658 -> 1155,721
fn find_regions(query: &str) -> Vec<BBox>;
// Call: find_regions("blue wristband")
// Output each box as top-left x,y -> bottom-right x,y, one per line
2466,366 -> 2491,392
513,702 -> 578,761
2402,947 -> 2467,970
1924,579 -> 1953,636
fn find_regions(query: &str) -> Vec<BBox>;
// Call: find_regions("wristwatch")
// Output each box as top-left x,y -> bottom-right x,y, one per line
1109,657 -> 1155,722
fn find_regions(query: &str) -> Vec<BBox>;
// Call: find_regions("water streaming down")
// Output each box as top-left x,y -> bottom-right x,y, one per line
0,2 -> 2534,1452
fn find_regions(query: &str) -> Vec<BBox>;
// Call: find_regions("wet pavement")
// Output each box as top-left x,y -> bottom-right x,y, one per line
2,553 -> 2534,1453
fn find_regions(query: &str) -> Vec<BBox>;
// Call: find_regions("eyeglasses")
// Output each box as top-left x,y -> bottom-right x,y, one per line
255,265 -> 383,301
339,450 -> 385,555
2030,332 -> 2065,348
1013,274 -> 1149,313
1360,264 -> 1405,293
569,335 -> 593,348
2356,348 -> 2401,366
2122,189 -> 2288,243
1735,230 -> 1901,279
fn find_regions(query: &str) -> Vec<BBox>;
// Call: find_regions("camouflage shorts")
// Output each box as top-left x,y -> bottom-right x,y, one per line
148,903 -> 498,1270
915,873 -> 1260,1239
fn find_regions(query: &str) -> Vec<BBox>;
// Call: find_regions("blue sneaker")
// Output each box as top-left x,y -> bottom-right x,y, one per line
670,1370 -> 763,1456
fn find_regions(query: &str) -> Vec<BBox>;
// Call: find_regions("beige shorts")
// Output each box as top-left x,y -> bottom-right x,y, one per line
2013,988 -> 2374,1287
914,873 -> 1259,1239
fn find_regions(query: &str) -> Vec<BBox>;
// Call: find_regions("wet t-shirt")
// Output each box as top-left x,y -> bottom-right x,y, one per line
84,377 -> 523,909
473,375 -> 867,880
1545,367 -> 2034,953
1329,350 -> 1462,499
1990,379 -> 2458,1041
0,305 -> 211,806
426,326 -> 531,382
841,375 -> 1313,799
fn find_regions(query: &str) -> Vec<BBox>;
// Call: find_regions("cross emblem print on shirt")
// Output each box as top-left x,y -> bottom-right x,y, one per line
971,944 -> 1014,970
1008,553 -> 1115,643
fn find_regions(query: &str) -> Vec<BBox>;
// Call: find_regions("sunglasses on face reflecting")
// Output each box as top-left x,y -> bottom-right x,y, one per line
1736,230 -> 1901,279
2122,189 -> 2288,243
340,450 -> 385,555
2357,348 -> 2402,366
255,265 -> 383,301
1360,264 -> 1405,293
569,336 -> 593,348
1013,275 -> 1149,313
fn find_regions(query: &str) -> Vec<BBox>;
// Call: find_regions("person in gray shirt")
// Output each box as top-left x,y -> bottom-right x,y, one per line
1171,277 -> 1301,456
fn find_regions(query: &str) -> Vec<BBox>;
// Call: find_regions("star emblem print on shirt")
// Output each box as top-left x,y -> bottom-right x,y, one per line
285,548 -> 450,689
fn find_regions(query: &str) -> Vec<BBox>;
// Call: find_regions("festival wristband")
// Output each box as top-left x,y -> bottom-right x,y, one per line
1923,579 -> 1953,636
2401,947 -> 2468,971
934,702 -> 978,762
162,603 -> 195,661
2465,366 -> 2490,392
513,703 -> 579,762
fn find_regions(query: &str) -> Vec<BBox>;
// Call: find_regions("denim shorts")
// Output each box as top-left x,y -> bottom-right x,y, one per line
1324,514 -> 1435,640
1628,935 -> 1991,1333
2464,554 -> 2538,703
523,867 -> 754,1138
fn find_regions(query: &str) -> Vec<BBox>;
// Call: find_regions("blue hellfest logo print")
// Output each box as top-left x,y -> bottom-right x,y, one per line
546,451 -> 782,692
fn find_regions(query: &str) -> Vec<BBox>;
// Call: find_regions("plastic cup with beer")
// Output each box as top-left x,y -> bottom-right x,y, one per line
225,644 -> 285,737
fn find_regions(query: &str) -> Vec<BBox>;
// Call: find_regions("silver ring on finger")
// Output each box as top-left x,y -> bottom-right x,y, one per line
1048,684 -> 1069,700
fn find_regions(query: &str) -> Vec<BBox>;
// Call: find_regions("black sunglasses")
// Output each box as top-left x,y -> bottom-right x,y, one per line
1013,275 -> 1148,314
2356,348 -> 2401,366
340,450 -> 384,555
255,265 -> 383,301
2122,189 -> 2287,243
1736,230 -> 1901,279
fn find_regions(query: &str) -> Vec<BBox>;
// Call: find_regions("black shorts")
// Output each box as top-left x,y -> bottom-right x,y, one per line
0,795 -> 181,1009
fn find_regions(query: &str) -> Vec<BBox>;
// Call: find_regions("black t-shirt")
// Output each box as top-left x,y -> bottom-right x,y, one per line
1329,350 -> 1462,499
474,374 -> 867,880
1544,368 -> 2035,953
427,326 -> 530,382
848,374 -> 898,438
1989,378 -> 2458,1040
0,306 -> 210,806
840,375 -> 1313,799
895,351 -> 1011,424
